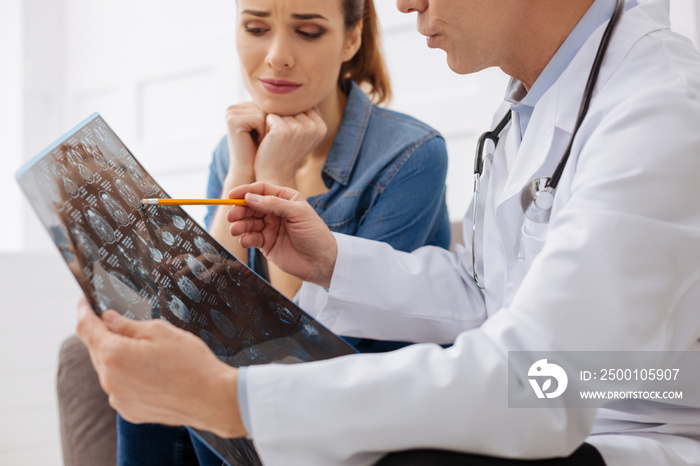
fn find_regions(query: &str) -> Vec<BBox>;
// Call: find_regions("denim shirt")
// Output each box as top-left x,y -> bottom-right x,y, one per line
205,81 -> 450,253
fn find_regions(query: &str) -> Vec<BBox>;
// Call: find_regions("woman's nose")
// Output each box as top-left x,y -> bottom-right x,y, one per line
265,34 -> 294,69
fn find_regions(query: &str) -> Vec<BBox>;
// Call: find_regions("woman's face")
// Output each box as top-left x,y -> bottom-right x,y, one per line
236,0 -> 361,116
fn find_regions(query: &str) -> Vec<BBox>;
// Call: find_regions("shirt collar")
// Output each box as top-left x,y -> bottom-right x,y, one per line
505,0 -> 637,137
322,81 -> 372,186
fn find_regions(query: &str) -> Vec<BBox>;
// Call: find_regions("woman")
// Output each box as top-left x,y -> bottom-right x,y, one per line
59,0 -> 451,464
205,0 -> 450,301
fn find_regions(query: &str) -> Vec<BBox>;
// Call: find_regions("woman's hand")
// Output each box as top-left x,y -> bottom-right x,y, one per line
225,102 -> 267,186
76,298 -> 247,439
254,108 -> 327,188
227,182 -> 337,289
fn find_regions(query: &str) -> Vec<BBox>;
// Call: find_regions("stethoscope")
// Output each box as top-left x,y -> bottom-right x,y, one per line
471,0 -> 625,289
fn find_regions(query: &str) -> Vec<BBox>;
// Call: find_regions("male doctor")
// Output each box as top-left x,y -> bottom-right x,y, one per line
78,0 -> 700,464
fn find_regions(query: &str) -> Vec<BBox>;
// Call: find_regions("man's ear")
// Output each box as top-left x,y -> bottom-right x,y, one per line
342,20 -> 363,63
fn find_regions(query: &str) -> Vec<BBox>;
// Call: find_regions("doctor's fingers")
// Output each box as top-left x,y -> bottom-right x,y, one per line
229,217 -> 267,238
241,192 -> 315,226
238,231 -> 267,250
227,181 -> 305,203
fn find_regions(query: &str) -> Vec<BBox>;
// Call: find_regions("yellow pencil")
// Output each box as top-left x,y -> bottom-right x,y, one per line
141,198 -> 247,206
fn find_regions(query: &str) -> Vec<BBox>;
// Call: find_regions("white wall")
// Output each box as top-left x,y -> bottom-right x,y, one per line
670,0 -> 700,46
0,0 -> 24,253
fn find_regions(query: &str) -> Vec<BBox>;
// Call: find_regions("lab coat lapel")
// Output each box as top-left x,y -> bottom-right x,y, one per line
495,17 -> 605,210
495,0 -> 665,212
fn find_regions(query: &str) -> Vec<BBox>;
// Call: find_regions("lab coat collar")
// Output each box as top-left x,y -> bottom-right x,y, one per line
497,0 -> 668,207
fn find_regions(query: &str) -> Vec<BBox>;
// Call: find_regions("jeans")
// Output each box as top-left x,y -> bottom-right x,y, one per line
117,415 -> 224,466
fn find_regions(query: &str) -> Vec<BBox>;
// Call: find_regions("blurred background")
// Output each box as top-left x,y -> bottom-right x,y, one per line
1,0 -> 699,464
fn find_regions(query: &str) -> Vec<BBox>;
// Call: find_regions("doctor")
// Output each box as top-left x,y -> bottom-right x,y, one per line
77,0 -> 700,464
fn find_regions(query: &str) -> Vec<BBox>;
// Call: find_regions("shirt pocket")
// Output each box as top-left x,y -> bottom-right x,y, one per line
517,218 -> 549,262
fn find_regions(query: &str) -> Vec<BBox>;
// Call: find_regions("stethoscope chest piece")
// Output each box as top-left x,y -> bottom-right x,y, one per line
521,177 -> 555,223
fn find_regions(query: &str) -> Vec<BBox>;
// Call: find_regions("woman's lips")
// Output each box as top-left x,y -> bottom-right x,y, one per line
260,79 -> 302,95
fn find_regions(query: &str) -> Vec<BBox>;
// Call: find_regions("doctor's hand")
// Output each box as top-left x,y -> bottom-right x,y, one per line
227,182 -> 337,289
75,298 -> 247,439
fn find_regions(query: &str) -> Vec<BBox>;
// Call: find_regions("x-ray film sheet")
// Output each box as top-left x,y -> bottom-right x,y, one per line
15,113 -> 356,465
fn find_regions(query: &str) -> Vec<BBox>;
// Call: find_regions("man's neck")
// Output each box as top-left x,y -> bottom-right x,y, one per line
503,0 -> 595,91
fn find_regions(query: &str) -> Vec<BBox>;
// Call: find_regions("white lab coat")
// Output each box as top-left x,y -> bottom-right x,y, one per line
246,1 -> 700,464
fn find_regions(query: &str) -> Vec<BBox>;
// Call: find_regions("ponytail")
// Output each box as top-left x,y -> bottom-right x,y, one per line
341,0 -> 392,105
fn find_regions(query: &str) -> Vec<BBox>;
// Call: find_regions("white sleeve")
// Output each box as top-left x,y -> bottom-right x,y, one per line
299,231 -> 487,344
245,320 -> 597,466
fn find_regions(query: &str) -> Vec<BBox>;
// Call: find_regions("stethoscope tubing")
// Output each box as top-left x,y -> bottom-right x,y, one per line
470,0 -> 626,289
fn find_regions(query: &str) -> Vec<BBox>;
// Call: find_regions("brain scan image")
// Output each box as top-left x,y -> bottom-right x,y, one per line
301,323 -> 323,346
100,191 -> 130,226
184,254 -> 213,284
199,329 -> 227,356
63,177 -> 80,197
193,236 -> 222,262
66,148 -> 94,182
68,223 -> 101,263
269,303 -> 296,326
167,295 -> 192,323
161,231 -> 175,246
150,247 -> 163,263
52,162 -> 79,196
217,283 -> 246,317
84,206 -> 116,244
176,275 -> 202,303
113,177 -> 142,209
87,144 -> 109,168
126,164 -> 152,195
172,215 -> 186,230
115,243 -> 137,267
77,163 -> 93,182
210,309 -> 238,339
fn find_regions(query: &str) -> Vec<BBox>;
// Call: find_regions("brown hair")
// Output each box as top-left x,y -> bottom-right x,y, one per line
341,0 -> 392,105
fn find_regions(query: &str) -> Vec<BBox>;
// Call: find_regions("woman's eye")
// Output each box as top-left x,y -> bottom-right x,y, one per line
297,28 -> 324,39
245,27 -> 268,36
243,22 -> 268,35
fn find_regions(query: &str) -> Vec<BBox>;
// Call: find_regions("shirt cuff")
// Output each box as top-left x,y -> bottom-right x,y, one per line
237,366 -> 252,435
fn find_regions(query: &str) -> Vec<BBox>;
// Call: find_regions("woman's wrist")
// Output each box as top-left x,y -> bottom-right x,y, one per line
223,171 -> 255,193
254,171 -> 297,189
